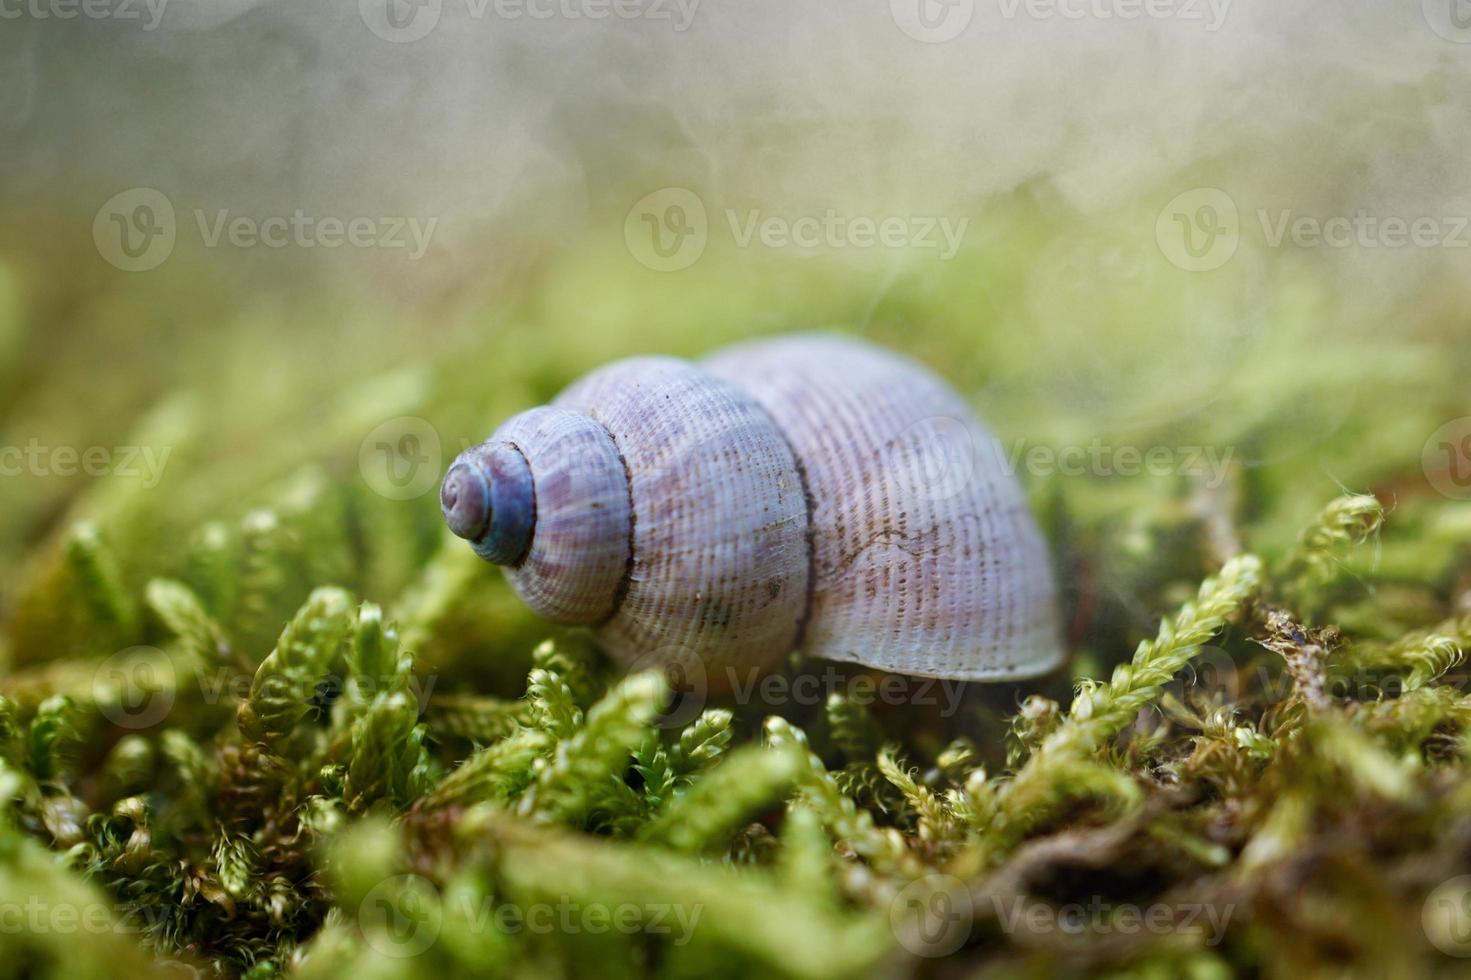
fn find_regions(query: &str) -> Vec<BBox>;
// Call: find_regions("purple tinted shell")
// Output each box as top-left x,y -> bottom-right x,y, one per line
441,334 -> 1062,683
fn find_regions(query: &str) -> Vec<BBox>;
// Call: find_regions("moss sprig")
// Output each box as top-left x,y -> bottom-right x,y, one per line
237,587 -> 354,744
989,554 -> 1262,851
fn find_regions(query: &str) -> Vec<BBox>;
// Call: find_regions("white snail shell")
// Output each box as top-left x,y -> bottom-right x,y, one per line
441,334 -> 1062,684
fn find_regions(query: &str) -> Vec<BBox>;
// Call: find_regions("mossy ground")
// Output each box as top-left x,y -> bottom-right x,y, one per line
1,198 -> 1470,978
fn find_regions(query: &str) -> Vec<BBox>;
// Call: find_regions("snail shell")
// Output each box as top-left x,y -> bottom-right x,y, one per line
441,334 -> 1061,684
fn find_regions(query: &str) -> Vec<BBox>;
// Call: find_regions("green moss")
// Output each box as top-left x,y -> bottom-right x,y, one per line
2,220 -> 1471,978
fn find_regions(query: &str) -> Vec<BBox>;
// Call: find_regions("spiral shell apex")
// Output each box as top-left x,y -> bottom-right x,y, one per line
442,334 -> 1063,684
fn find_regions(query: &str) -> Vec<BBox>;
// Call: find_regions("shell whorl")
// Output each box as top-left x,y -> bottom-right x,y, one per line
441,442 -> 535,565
443,334 -> 1062,683
446,407 -> 632,625
553,357 -> 810,681
702,335 -> 1062,680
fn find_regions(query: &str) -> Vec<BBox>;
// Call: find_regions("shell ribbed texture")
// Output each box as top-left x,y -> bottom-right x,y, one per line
553,356 -> 811,680
482,335 -> 1061,682
496,406 -> 631,625
703,335 -> 1062,680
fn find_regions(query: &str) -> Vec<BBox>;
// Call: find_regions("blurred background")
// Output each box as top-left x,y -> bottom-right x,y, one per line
2,0 -> 1470,684
6,6 -> 1471,977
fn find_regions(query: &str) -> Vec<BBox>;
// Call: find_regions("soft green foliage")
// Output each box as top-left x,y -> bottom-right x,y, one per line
2,231 -> 1471,978
9,480 -> 1471,977
63,523 -> 137,641
1278,493 -> 1386,609
638,744 -> 804,852
238,587 -> 355,744
514,671 -> 666,824
982,556 -> 1262,852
